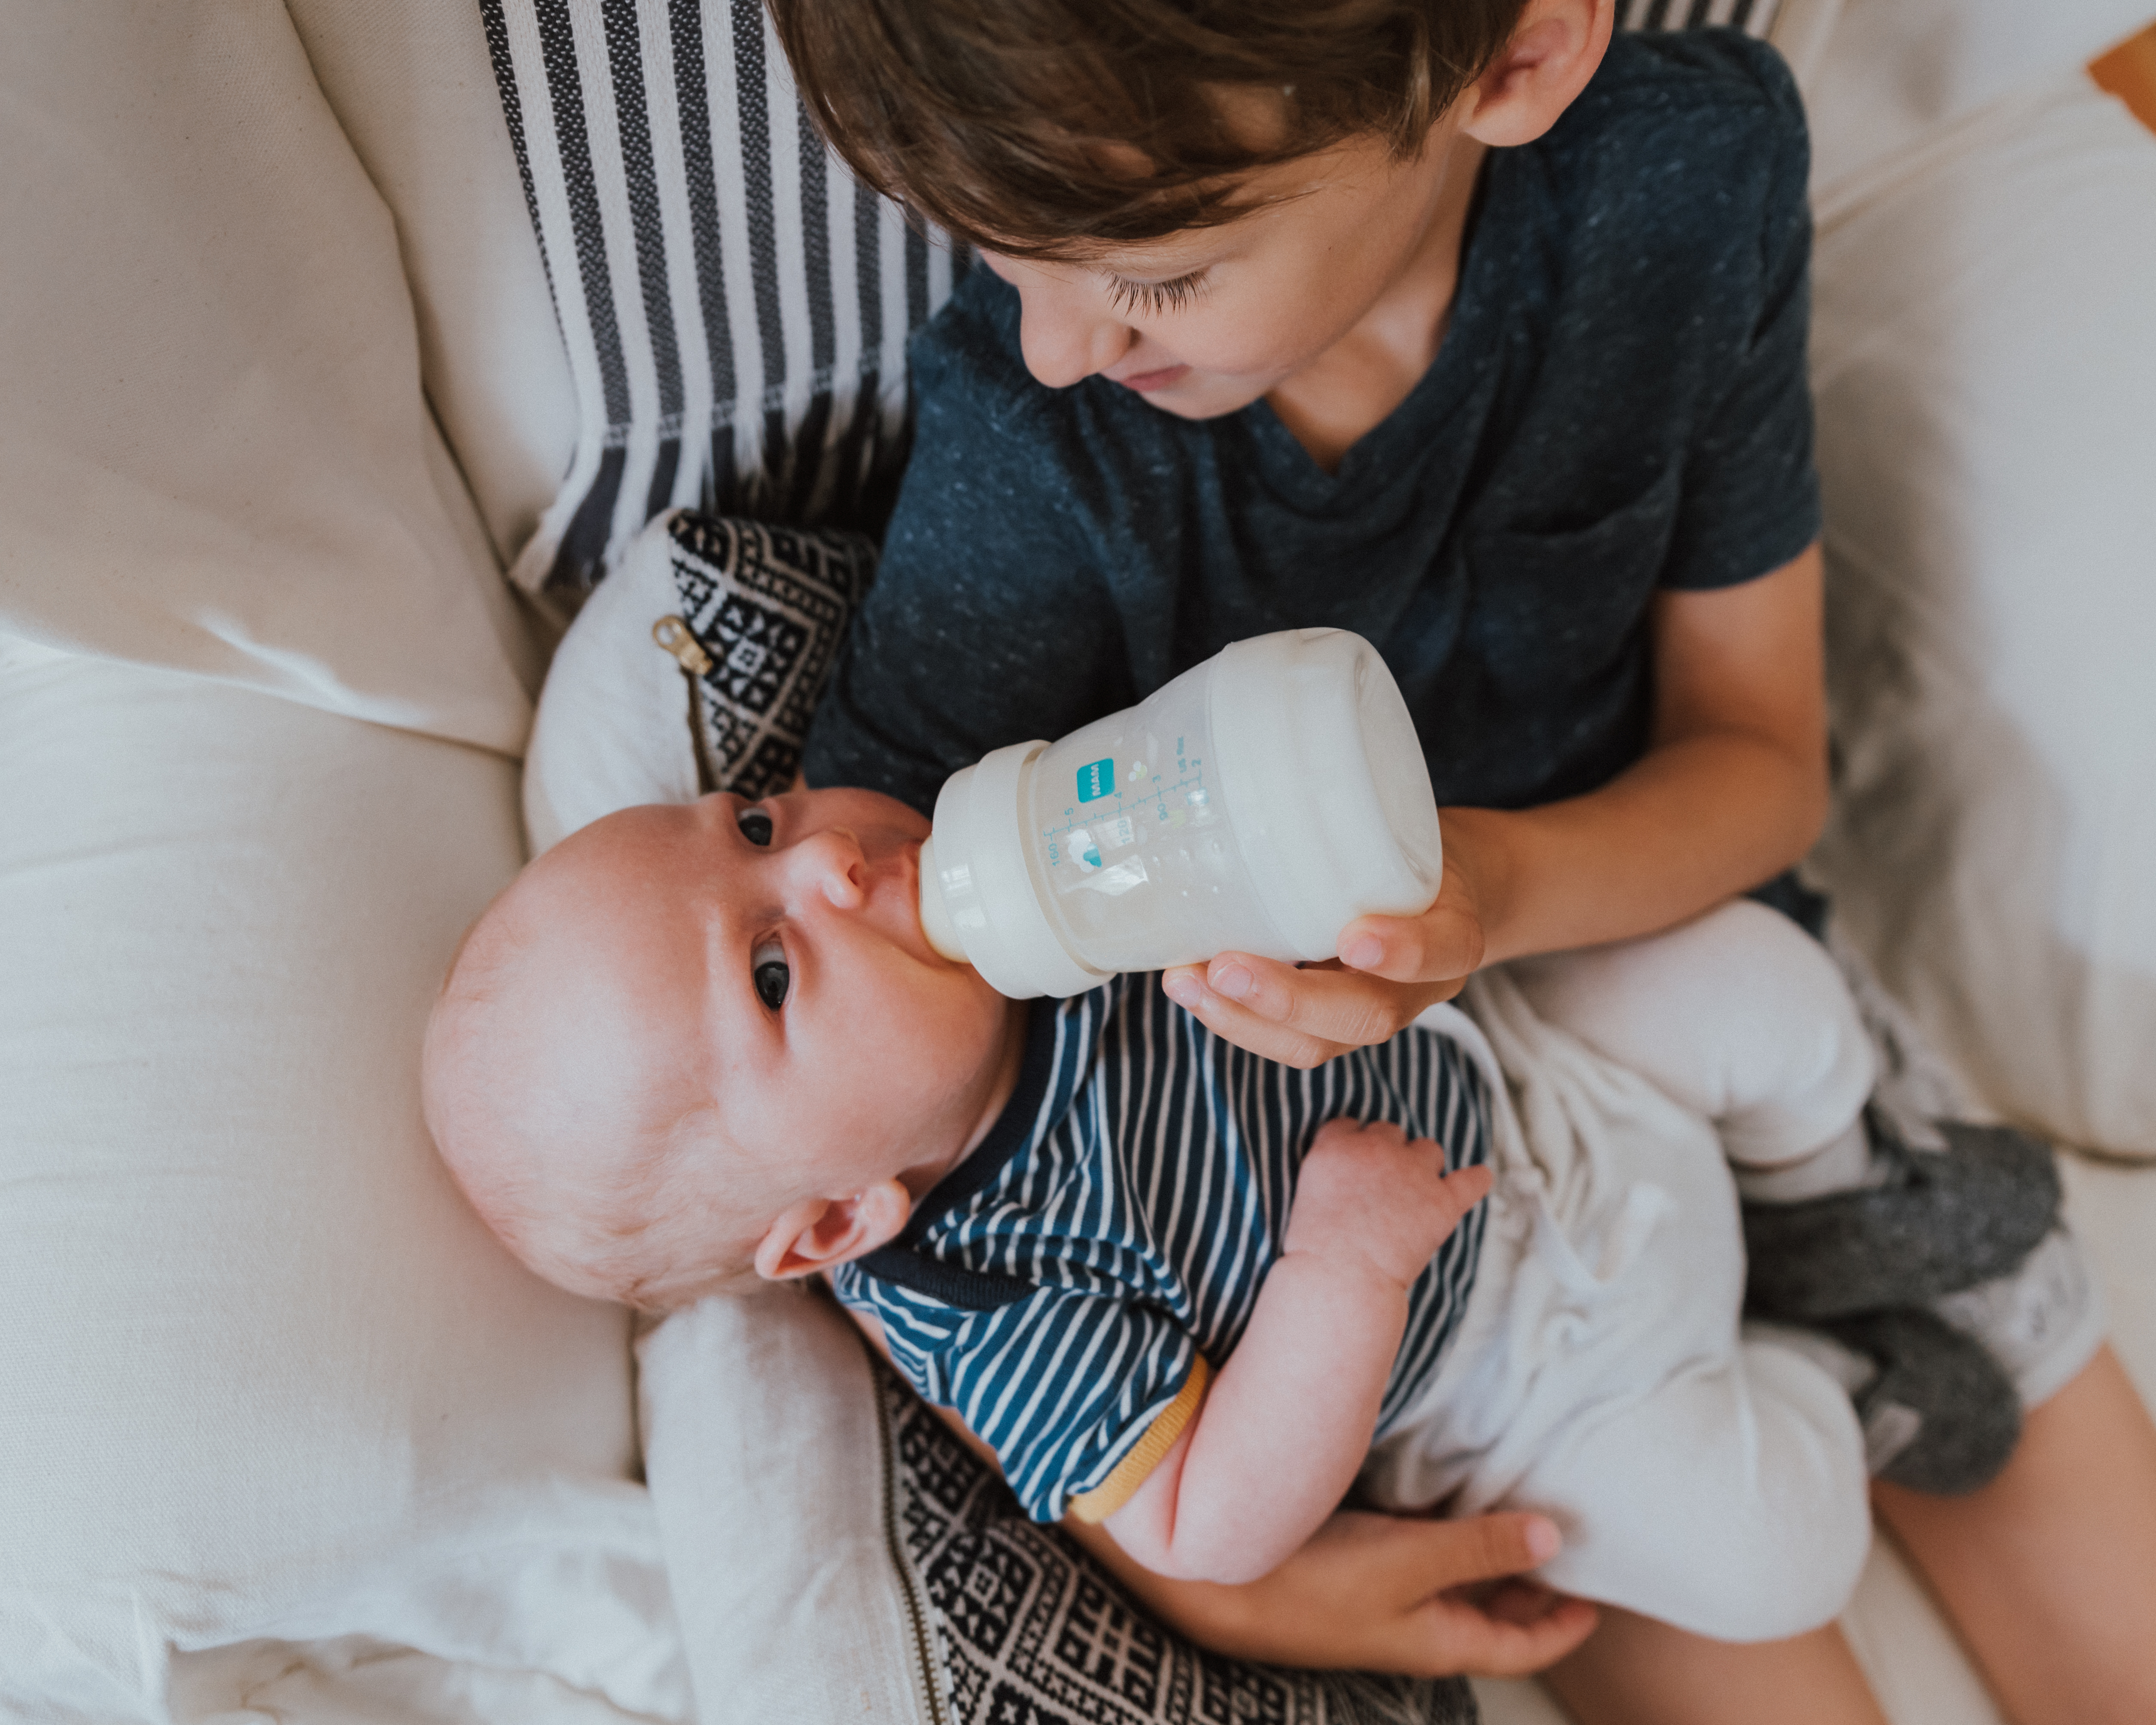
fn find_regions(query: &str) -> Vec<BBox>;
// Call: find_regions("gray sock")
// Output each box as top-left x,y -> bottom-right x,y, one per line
1825,1307 -> 2022,1493
1934,1226 -> 2107,1410
1742,1118 -> 2062,1322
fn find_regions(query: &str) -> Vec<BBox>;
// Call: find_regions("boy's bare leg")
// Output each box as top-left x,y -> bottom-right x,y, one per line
1538,1610 -> 1887,1725
1872,1344 -> 2156,1725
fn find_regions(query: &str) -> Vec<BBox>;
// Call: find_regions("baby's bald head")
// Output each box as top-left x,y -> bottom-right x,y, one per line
422,808 -> 783,1309
422,788 -> 1020,1313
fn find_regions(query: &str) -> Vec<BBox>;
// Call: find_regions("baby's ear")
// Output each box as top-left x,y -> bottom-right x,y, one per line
755,1180 -> 913,1281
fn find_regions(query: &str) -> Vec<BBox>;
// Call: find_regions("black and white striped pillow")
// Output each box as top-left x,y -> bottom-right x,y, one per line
480,0 -> 961,598
1619,0 -> 1782,32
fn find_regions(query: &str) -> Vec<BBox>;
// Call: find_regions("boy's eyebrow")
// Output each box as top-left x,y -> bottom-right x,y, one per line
1086,237 -> 1231,280
1102,260 -> 1210,284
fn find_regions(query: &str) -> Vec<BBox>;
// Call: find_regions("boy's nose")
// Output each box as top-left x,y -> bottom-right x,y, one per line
1011,272 -> 1133,390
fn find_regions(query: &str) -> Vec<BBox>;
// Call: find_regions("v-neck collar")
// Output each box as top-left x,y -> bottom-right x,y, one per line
1238,151 -> 1509,510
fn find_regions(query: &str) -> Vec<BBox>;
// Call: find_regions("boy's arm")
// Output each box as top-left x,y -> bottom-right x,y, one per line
1089,1122 -> 1488,1585
1163,542 -> 1827,1067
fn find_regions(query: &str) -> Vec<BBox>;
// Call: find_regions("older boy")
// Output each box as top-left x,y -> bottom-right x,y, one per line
767,0 -> 2156,1720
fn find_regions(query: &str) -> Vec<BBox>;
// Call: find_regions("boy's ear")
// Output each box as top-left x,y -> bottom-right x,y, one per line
1456,0 -> 1613,150
755,1179 -> 914,1282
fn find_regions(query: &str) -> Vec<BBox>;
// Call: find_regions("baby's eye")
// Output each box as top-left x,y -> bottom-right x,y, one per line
737,806 -> 774,847
752,938 -> 789,1010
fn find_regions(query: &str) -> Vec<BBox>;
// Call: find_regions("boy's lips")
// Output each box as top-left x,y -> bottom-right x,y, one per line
1110,363 -> 1190,393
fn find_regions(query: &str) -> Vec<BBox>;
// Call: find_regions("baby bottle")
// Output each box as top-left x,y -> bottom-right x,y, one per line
916,628 -> 1444,999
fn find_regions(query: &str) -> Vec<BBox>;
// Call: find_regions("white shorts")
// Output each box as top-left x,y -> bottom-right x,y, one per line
1360,973 -> 1872,1643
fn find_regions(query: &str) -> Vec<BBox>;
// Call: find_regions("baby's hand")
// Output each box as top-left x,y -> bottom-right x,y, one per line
1284,1119 -> 1492,1291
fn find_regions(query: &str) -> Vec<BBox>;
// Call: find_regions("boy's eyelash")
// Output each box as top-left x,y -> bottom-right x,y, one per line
1106,271 -> 1207,316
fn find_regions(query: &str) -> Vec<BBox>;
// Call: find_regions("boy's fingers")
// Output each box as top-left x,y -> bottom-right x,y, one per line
1418,1593 -> 1600,1678
1382,1509 -> 1560,1589
1340,901 -> 1484,987
1161,969 -> 1344,1068
1167,954 -> 1453,1058
1357,1512 -> 1596,1678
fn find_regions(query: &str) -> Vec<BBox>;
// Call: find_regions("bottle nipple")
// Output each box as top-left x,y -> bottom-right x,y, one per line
916,835 -> 967,962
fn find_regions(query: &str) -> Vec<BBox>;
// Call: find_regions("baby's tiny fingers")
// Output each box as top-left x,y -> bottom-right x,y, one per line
1446,1164 -> 1494,1205
1446,1164 -> 1494,1214
1423,1164 -> 1492,1236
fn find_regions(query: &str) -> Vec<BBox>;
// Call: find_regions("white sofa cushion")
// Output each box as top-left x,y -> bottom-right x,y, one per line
1805,0 -> 2156,189
0,646 -> 679,1725
1807,70 -> 2156,1157
0,0 -> 538,754
281,0 -> 578,576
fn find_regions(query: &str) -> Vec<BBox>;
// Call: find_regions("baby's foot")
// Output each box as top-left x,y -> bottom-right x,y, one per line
1741,1114 -> 2060,1322
1821,1307 -> 2022,1495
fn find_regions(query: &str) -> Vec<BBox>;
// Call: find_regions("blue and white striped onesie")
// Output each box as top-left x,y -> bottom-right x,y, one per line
831,972 -> 1490,1525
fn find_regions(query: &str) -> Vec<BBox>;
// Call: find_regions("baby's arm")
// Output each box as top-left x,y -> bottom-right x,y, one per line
1096,1120 -> 1490,1587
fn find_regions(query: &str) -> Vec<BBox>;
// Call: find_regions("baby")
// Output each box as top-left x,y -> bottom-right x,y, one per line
421,781 -> 1983,1640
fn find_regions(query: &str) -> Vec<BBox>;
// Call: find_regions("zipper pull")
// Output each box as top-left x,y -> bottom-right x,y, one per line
652,616 -> 713,676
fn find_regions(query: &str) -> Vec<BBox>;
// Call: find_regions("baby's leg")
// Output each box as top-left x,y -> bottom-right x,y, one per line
1511,899 -> 2077,1496
1507,899 -> 1876,1201
1511,1335 -> 1873,1645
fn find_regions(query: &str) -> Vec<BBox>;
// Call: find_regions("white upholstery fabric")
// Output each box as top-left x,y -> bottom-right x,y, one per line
523,520 -> 705,854
638,1292 -> 941,1725
1807,71 -> 2156,1157
283,0 -> 578,576
1804,0 -> 2156,189
0,0 -> 540,753
0,647 -> 676,1724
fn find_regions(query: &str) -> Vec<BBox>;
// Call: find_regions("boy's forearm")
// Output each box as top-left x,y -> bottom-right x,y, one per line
1108,1250 -> 1406,1585
1462,543 -> 1829,965
1457,725 -> 1827,966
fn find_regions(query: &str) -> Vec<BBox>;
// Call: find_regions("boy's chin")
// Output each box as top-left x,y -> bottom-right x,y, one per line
1129,371 -> 1271,422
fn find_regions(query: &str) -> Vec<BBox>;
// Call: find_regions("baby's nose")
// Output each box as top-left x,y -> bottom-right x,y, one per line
790,828 -> 868,909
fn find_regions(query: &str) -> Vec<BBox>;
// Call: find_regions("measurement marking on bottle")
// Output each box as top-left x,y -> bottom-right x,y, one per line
1041,766 -> 1210,856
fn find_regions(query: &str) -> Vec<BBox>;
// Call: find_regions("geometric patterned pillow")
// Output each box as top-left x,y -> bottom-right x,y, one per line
646,509 -> 874,800
877,1362 -> 1477,1725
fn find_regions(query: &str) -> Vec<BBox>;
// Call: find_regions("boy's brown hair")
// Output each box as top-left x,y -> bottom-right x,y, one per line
770,0 -> 1532,256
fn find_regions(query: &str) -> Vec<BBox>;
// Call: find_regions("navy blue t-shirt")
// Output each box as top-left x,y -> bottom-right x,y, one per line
805,30 -> 1819,816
